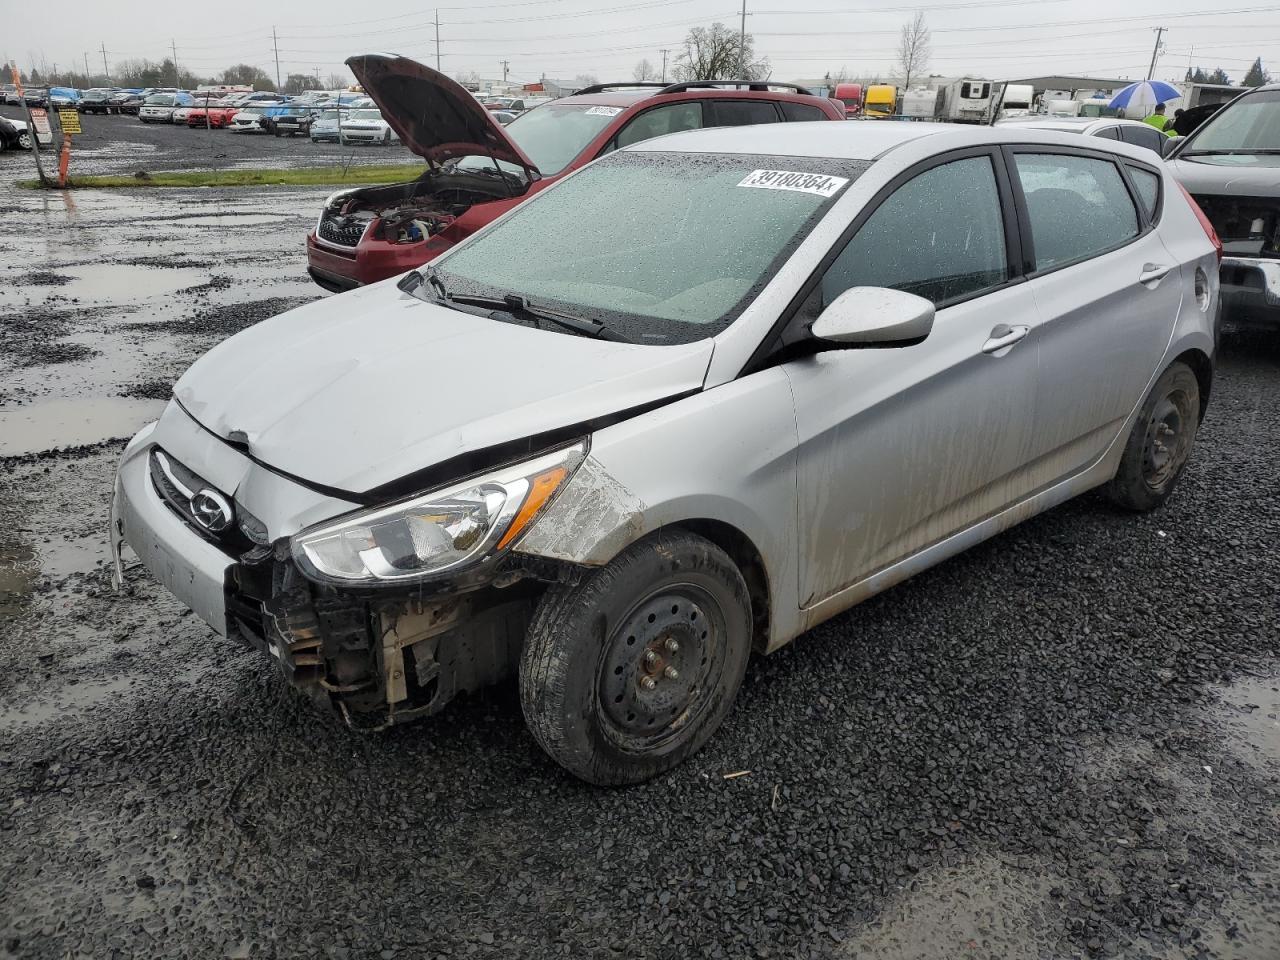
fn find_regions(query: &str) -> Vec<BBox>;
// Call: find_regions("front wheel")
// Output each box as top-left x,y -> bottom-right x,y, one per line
1105,361 -> 1201,511
520,531 -> 752,785
17,130 -> 32,150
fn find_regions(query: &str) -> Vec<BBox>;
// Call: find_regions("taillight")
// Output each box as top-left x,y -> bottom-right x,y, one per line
1176,181 -> 1223,263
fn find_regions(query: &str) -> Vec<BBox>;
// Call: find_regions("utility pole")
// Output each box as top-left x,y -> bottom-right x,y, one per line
1146,26 -> 1166,80
83,52 -> 89,82
501,59 -> 509,83
101,43 -> 109,82
272,26 -> 281,91
435,10 -> 441,71
737,0 -> 747,78
170,40 -> 178,85
660,48 -> 670,82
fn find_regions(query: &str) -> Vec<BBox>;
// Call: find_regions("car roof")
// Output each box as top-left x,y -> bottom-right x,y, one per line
630,120 -> 1162,162
555,87 -> 831,110
997,116 -> 1152,133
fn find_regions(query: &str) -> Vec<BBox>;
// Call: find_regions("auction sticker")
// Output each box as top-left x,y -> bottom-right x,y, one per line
584,105 -> 623,117
737,169 -> 848,197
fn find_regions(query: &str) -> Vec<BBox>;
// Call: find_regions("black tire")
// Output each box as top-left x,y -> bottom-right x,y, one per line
520,530 -> 752,785
1105,361 -> 1200,512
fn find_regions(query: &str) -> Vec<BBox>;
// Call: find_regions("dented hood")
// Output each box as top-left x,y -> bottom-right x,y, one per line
345,54 -> 539,179
173,281 -> 712,496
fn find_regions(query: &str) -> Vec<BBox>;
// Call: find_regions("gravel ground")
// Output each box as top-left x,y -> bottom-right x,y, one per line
2,187 -> 1279,960
0,104 -> 422,177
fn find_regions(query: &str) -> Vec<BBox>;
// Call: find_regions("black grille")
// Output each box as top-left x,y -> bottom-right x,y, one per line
317,213 -> 368,248
148,448 -> 264,554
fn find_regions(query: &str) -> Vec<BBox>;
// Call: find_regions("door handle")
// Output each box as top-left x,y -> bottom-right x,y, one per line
1139,262 -> 1173,284
981,324 -> 1030,355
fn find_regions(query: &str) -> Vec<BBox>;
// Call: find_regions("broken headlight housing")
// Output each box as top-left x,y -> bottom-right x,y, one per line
290,442 -> 585,585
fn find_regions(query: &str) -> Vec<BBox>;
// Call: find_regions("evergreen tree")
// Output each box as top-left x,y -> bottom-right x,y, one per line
1243,57 -> 1270,87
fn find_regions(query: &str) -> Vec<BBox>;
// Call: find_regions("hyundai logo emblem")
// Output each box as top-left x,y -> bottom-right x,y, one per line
190,488 -> 234,533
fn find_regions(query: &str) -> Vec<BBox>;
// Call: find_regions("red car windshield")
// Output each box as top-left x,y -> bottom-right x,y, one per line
502,102 -> 623,176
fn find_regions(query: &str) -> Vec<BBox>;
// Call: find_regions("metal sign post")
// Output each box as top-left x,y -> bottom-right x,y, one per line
9,65 -> 49,186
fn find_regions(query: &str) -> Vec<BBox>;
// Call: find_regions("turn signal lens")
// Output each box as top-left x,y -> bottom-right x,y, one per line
497,465 -> 569,550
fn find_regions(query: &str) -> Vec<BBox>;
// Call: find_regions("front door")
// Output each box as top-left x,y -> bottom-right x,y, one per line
786,151 -> 1042,606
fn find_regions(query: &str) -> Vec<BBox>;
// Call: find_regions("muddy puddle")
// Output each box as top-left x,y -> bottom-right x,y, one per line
0,396 -> 165,455
0,675 -> 142,732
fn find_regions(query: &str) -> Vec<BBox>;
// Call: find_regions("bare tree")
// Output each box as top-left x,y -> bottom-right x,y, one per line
573,73 -> 599,90
896,11 -> 930,90
633,58 -> 658,82
454,69 -> 481,89
675,22 -> 769,81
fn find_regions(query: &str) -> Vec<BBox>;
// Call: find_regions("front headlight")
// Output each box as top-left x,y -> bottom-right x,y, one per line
290,442 -> 585,585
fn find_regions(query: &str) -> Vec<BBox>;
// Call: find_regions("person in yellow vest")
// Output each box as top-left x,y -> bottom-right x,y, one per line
1143,102 -> 1176,137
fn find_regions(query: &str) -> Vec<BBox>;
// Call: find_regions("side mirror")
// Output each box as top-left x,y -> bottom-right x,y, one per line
1161,135 -> 1183,159
811,286 -> 935,347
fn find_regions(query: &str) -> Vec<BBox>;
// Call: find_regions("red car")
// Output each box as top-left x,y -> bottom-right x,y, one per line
306,56 -> 845,292
187,101 -> 238,128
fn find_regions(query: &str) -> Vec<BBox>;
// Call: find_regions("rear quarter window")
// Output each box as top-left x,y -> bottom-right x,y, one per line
1126,165 -> 1161,220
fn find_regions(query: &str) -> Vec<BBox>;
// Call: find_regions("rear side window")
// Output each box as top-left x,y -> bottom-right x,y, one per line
1118,124 -> 1165,155
707,100 -> 781,127
780,101 -> 829,122
1093,126 -> 1120,140
1126,165 -> 1161,219
1014,153 -> 1139,272
814,155 -> 1008,308
614,102 -> 703,149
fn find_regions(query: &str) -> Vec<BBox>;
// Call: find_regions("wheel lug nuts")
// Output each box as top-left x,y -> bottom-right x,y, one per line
644,650 -> 659,666
641,676 -> 657,690
664,638 -> 679,653
664,666 -> 679,680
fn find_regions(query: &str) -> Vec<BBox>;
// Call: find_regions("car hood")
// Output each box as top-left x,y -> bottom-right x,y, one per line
345,54 -> 540,181
1169,155 -> 1280,196
173,281 -> 712,495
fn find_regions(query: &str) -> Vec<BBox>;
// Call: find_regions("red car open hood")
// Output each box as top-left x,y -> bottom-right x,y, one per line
345,54 -> 540,180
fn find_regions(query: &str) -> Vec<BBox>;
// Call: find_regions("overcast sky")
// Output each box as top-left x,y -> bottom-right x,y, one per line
1,0 -> 1275,88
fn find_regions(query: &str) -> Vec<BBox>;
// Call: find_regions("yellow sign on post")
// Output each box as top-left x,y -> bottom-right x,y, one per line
58,110 -> 81,135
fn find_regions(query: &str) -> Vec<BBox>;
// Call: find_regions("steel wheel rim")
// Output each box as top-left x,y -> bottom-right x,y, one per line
1142,388 -> 1193,489
597,583 -> 727,753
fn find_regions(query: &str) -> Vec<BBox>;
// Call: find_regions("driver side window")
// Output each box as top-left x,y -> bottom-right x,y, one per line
805,155 -> 1008,319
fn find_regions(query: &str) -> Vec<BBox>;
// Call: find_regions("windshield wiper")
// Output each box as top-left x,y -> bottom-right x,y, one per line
400,270 -> 630,342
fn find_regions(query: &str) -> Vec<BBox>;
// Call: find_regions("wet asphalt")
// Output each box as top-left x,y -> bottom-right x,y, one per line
1,184 -> 1279,960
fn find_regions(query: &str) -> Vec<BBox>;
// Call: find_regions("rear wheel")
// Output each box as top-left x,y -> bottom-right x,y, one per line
1105,361 -> 1200,511
17,130 -> 32,150
520,531 -> 752,785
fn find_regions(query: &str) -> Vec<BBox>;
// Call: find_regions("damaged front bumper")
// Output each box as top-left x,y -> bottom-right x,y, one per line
112,406 -> 584,731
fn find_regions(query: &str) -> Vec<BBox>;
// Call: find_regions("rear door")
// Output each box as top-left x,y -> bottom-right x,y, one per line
1007,146 -> 1181,486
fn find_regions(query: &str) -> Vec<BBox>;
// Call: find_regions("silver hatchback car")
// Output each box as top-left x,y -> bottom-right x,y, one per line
111,122 -> 1220,784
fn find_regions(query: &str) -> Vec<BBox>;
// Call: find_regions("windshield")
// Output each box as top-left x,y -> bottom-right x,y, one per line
504,103 -> 622,176
145,95 -> 175,106
238,107 -> 263,115
433,151 -> 865,344
1184,89 -> 1280,154
350,110 -> 382,121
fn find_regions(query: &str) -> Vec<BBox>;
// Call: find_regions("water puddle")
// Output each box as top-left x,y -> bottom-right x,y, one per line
1217,676 -> 1280,770
53,263 -> 208,302
0,675 -> 141,731
0,396 -> 164,455
0,541 -> 38,623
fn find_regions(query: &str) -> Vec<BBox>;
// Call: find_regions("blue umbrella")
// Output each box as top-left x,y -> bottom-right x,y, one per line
1108,80 -> 1182,114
